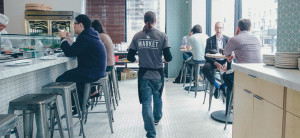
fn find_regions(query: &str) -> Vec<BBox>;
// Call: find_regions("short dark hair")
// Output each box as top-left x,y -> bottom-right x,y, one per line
192,24 -> 202,34
92,20 -> 106,34
238,19 -> 251,31
75,14 -> 91,30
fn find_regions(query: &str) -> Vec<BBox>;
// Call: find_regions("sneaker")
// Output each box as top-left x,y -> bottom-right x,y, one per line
154,120 -> 160,125
214,88 -> 220,99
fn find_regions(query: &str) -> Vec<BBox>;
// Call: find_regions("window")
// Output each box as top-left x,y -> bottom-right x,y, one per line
192,0 -> 206,34
126,0 -> 165,44
211,0 -> 235,37
242,0 -> 278,54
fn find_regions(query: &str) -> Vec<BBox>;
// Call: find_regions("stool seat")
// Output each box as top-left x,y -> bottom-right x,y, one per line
9,94 -> 57,107
0,114 -> 22,137
43,82 -> 75,89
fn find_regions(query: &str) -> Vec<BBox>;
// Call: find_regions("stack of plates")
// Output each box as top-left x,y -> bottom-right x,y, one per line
275,52 -> 300,69
263,54 -> 275,66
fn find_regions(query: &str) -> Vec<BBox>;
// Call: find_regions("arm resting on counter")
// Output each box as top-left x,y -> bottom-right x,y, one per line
127,48 -> 137,62
163,47 -> 172,62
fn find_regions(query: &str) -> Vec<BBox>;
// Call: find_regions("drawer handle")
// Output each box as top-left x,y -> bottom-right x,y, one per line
253,94 -> 263,100
248,74 -> 256,78
243,89 -> 252,94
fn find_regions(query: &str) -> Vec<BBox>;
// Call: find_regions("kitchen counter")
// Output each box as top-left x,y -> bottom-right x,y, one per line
0,57 -> 76,80
0,56 -> 77,114
232,63 -> 300,92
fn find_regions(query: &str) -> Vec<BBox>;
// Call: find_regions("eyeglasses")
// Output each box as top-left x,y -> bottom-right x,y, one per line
74,22 -> 79,25
215,27 -> 223,29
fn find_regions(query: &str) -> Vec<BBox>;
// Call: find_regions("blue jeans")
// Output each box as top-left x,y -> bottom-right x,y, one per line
140,79 -> 163,138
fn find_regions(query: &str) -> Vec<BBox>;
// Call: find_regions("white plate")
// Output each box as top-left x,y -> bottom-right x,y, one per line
39,56 -> 57,60
4,59 -> 32,66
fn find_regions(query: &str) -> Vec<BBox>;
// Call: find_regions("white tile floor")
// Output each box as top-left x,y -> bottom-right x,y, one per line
55,78 -> 232,138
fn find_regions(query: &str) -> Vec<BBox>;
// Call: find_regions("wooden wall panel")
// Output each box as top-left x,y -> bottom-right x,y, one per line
86,0 -> 125,44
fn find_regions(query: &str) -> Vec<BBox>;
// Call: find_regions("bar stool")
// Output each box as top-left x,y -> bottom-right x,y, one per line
82,74 -> 114,133
0,114 -> 23,138
42,82 -> 85,138
179,61 -> 186,84
91,71 -> 117,110
187,62 -> 205,98
8,94 -> 64,138
202,69 -> 225,111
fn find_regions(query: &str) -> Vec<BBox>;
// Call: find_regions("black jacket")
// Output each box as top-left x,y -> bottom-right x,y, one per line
204,35 -> 230,65
61,27 -> 107,82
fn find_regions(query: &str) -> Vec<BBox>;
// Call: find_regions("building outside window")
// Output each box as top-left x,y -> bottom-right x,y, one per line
126,0 -> 165,44
242,0 -> 278,54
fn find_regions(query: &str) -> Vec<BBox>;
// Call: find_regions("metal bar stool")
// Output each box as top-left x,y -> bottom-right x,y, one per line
111,66 -> 120,101
42,82 -> 85,138
82,74 -> 114,133
8,94 -> 64,138
0,114 -> 23,138
187,63 -> 205,98
179,61 -> 186,84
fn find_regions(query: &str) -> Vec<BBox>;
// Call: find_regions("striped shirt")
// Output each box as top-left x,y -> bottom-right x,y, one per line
223,31 -> 262,63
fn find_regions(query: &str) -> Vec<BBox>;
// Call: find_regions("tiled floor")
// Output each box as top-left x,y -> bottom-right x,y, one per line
55,78 -> 232,138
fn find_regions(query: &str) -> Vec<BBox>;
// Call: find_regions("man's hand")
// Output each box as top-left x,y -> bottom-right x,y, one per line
58,29 -> 67,38
227,55 -> 235,62
222,62 -> 228,71
214,62 -> 223,72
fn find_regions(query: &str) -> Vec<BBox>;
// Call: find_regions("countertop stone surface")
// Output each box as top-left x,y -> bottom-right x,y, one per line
232,63 -> 300,92
0,57 -> 76,80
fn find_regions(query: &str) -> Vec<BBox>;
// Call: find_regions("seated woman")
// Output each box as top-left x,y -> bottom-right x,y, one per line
90,20 -> 116,98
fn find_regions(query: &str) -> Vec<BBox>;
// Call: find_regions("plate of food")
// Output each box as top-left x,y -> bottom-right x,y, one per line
39,55 -> 57,60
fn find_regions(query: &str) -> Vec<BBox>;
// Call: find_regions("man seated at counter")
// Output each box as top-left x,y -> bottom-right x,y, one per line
202,22 -> 230,99
56,14 -> 107,114
223,18 -> 262,113
185,24 -> 208,80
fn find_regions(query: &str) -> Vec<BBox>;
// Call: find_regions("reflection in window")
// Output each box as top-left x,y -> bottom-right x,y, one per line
243,0 -> 278,54
211,0 -> 234,37
126,0 -> 165,44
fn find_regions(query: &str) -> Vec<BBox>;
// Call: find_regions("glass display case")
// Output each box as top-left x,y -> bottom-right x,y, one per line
0,34 -> 62,61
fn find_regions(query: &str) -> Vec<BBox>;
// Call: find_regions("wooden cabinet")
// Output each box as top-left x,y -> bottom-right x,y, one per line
285,88 -> 300,138
285,112 -> 300,138
233,86 -> 253,138
252,96 -> 283,138
233,71 -> 284,138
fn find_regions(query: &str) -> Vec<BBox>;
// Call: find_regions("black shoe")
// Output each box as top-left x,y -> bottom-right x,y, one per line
72,110 -> 78,116
154,120 -> 160,125
214,88 -> 220,99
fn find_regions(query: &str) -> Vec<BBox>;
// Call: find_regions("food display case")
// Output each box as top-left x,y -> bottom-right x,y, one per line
0,34 -> 62,62
25,11 -> 79,36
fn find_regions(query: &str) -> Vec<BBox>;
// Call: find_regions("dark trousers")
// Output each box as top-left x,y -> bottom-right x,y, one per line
222,72 -> 234,113
182,52 -> 192,61
202,60 -> 227,84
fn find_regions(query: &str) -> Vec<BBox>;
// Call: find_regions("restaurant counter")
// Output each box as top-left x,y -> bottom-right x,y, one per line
232,63 -> 300,138
0,57 -> 77,114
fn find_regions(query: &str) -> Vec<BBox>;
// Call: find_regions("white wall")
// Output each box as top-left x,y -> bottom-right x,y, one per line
192,0 -> 206,34
4,0 -> 85,34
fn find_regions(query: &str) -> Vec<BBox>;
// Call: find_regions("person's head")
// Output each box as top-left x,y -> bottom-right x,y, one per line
143,11 -> 156,33
215,22 -> 224,35
92,20 -> 106,34
191,24 -> 202,34
238,19 -> 251,31
0,14 -> 9,32
74,14 -> 91,34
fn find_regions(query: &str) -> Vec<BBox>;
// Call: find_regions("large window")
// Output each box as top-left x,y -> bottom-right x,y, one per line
192,0 -> 206,34
242,0 -> 278,54
126,0 -> 165,44
211,0 -> 235,37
